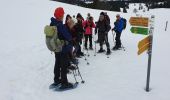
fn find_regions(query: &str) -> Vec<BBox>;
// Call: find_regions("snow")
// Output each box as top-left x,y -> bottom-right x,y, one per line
0,0 -> 170,100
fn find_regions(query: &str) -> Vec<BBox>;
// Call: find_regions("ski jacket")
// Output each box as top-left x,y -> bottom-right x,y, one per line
95,20 -> 111,34
83,20 -> 95,35
50,17 -> 72,54
113,18 -> 124,33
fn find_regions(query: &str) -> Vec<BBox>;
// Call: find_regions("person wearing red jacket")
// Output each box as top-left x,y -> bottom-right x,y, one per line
83,17 -> 96,50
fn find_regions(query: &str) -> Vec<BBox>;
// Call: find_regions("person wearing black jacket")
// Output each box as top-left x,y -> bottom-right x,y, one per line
95,12 -> 111,55
73,13 -> 84,57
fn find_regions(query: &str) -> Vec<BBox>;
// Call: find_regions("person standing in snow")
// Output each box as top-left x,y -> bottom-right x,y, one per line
95,12 -> 111,55
73,13 -> 85,57
86,13 -> 91,20
50,7 -> 74,89
112,14 -> 124,50
83,16 -> 96,50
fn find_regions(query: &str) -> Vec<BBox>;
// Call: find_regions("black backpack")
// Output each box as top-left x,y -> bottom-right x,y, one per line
122,18 -> 127,30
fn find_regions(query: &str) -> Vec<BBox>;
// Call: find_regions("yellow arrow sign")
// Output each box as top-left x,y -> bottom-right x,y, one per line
138,43 -> 150,55
138,36 -> 150,49
129,17 -> 149,27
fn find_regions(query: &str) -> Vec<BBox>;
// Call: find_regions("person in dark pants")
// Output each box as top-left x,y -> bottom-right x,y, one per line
73,13 -> 84,57
112,14 -> 124,50
95,12 -> 111,55
83,16 -> 95,50
50,7 -> 73,89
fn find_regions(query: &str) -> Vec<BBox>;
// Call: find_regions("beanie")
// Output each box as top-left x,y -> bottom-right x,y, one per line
54,7 -> 64,19
76,13 -> 82,19
100,12 -> 105,16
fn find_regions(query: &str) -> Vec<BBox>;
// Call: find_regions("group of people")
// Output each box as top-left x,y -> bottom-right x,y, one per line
48,7 -> 125,90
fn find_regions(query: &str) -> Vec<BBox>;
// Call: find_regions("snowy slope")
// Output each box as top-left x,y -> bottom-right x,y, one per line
0,0 -> 170,100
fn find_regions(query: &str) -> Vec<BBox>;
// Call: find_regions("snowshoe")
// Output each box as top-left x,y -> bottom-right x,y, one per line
54,82 -> 78,91
49,82 -> 61,89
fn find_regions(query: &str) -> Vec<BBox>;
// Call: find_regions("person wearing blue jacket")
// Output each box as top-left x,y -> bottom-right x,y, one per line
50,7 -> 73,89
112,14 -> 124,50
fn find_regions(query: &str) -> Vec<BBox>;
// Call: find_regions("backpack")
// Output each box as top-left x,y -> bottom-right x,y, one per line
44,25 -> 64,52
122,18 -> 127,30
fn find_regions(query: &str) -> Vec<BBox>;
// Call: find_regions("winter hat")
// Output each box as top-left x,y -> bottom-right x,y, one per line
100,12 -> 105,16
116,14 -> 120,17
54,7 -> 64,19
76,13 -> 82,18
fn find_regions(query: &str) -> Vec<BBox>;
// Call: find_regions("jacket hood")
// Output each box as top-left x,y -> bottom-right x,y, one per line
50,17 -> 62,25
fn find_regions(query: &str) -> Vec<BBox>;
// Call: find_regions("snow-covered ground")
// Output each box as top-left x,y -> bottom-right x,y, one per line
0,0 -> 170,100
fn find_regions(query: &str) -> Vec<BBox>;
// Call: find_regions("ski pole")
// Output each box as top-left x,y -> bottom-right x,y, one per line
82,37 -> 90,65
112,31 -> 116,47
104,34 -> 110,58
93,34 -> 97,56
76,64 -> 85,83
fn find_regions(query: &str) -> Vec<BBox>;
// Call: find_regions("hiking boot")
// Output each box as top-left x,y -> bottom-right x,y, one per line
112,46 -> 120,50
98,48 -> 105,53
106,49 -> 111,55
60,82 -> 73,89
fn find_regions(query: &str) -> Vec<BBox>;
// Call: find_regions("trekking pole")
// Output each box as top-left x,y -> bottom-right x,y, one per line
82,37 -> 90,65
104,34 -> 110,58
93,34 -> 97,56
76,65 -> 85,83
86,48 -> 90,57
112,31 -> 116,48
72,70 -> 79,84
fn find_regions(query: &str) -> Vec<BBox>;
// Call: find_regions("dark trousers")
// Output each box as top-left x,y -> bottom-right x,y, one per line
54,52 -> 69,84
115,31 -> 122,47
84,34 -> 92,48
74,41 -> 82,56
99,33 -> 110,49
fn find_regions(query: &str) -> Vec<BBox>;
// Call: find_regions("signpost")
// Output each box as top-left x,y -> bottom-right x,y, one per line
129,16 -> 155,92
145,15 -> 155,92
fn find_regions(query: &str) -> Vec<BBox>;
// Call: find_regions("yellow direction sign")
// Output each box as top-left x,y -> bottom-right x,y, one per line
129,17 -> 149,27
138,36 -> 150,55
138,36 -> 150,49
138,43 -> 149,55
